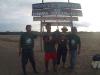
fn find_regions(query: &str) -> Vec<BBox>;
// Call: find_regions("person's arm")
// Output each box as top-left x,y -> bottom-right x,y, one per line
19,35 -> 22,56
55,41 -> 58,51
32,33 -> 38,49
66,35 -> 70,52
77,37 -> 81,55
19,48 -> 22,56
66,39 -> 69,51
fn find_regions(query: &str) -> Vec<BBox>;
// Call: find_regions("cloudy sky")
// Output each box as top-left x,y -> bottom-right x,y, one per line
0,0 -> 100,32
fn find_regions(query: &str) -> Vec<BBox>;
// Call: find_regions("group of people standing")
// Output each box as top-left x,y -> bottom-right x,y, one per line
19,23 -> 81,75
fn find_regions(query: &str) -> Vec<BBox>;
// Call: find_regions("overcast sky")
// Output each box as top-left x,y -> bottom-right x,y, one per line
0,0 -> 100,32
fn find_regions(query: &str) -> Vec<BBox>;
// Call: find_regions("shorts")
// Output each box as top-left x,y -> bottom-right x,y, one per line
45,52 -> 57,62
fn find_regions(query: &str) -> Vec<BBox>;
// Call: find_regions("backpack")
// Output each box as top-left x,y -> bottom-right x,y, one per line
91,54 -> 100,69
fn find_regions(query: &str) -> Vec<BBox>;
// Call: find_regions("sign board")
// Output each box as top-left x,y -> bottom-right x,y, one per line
42,22 -> 72,26
44,20 -> 76,22
33,17 -> 78,21
32,2 -> 81,9
32,9 -> 82,16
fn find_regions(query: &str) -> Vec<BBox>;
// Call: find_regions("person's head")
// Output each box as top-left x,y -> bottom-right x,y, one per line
26,25 -> 32,32
45,23 -> 51,32
61,26 -> 68,33
71,27 -> 77,33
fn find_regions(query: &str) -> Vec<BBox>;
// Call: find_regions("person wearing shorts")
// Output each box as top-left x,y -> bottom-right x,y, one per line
43,23 -> 57,72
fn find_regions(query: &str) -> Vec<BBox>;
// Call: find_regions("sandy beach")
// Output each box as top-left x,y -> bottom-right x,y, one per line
0,32 -> 100,75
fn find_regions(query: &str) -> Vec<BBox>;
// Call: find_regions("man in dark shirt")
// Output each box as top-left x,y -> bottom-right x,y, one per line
19,25 -> 38,75
68,27 -> 81,69
43,23 -> 57,72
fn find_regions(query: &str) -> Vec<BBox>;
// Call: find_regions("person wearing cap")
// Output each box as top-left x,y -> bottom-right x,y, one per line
61,26 -> 68,34
43,23 -> 57,72
56,26 -> 68,69
67,27 -> 81,69
19,25 -> 38,75
56,33 -> 68,69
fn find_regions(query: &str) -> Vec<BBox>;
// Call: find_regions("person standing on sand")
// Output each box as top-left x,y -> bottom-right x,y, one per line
56,26 -> 68,69
57,33 -> 68,69
19,25 -> 38,75
68,27 -> 81,70
43,23 -> 57,72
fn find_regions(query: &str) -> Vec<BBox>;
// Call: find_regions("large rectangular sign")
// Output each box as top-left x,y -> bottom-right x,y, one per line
33,17 -> 78,21
42,20 -> 76,22
42,22 -> 72,26
32,9 -> 82,16
32,2 -> 81,9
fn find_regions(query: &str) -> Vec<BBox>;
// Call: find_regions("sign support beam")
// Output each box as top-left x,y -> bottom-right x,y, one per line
68,0 -> 73,27
40,0 -> 44,52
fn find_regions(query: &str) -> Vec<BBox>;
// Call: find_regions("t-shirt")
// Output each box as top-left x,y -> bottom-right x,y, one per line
68,33 -> 81,50
53,30 -> 61,39
43,33 -> 56,52
20,32 -> 37,49
57,38 -> 68,51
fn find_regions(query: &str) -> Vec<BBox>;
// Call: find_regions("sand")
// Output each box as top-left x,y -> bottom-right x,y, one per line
0,33 -> 100,75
